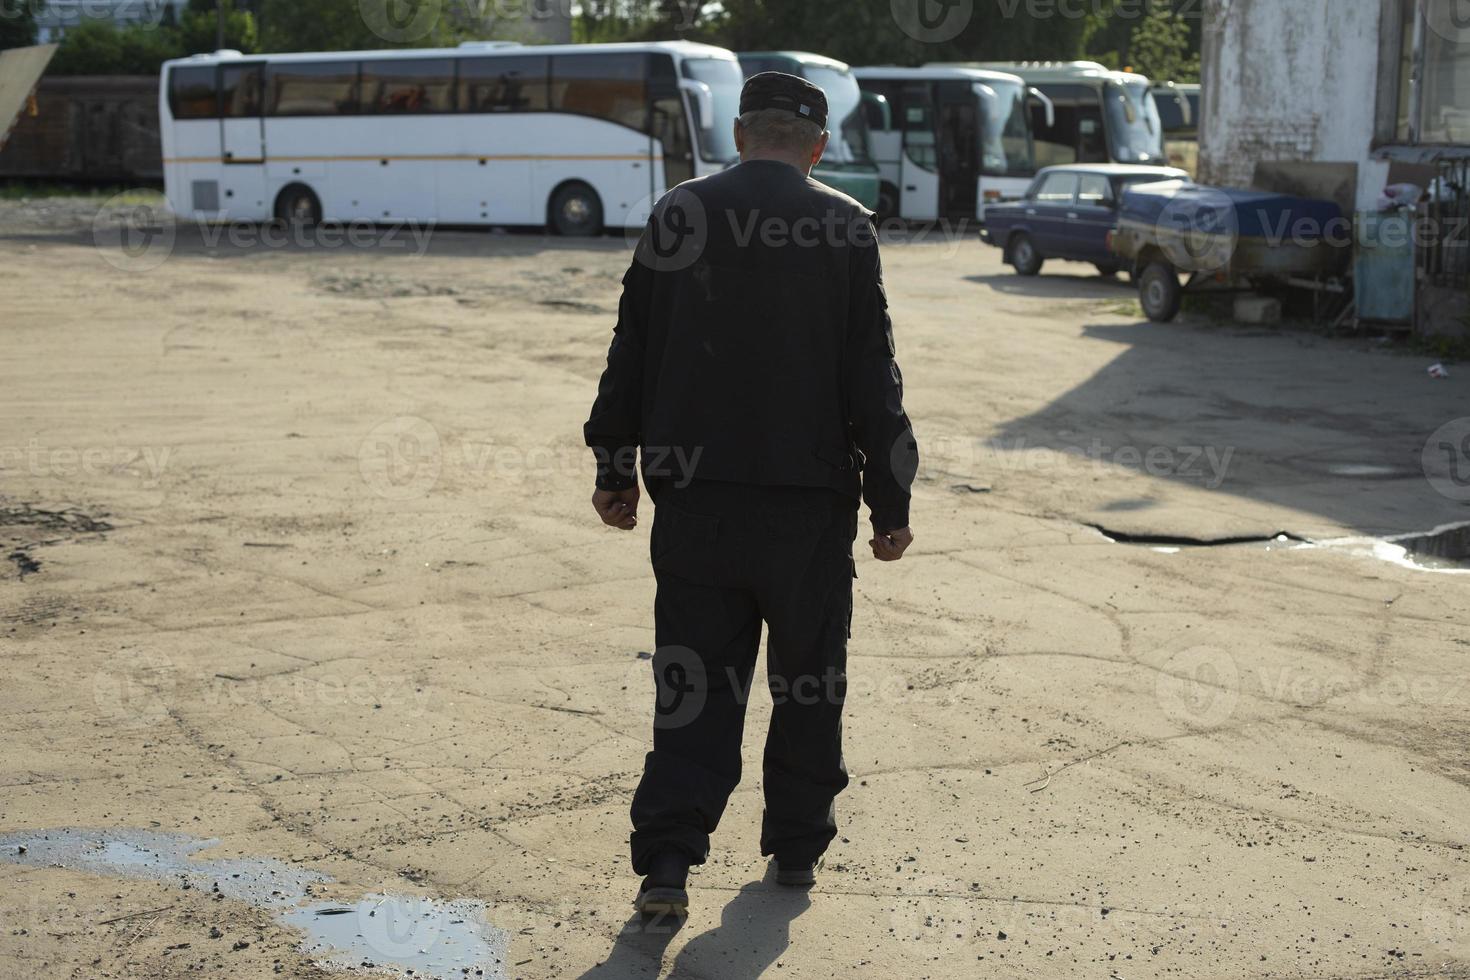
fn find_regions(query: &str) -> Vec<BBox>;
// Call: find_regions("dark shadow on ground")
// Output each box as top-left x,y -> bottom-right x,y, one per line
984,319 -> 1470,536
964,270 -> 1133,300
576,871 -> 812,980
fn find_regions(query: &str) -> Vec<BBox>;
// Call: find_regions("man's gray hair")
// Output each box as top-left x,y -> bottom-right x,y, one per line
737,108 -> 825,154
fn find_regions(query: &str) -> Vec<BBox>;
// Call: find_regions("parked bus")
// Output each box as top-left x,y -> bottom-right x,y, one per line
736,51 -> 880,209
938,61 -> 1165,169
158,40 -> 745,235
1152,81 -> 1200,176
852,66 -> 1053,221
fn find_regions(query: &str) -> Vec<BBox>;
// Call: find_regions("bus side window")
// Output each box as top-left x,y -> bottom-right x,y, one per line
550,53 -> 649,132
362,59 -> 455,114
170,66 -> 218,119
459,55 -> 549,113
267,62 -> 361,116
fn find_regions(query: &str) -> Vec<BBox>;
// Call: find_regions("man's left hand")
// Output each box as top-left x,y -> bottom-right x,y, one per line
592,486 -> 640,530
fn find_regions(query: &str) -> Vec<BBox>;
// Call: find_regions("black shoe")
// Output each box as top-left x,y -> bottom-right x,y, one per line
773,856 -> 822,887
634,849 -> 691,917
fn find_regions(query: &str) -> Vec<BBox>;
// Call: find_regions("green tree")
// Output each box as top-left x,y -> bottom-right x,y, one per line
1121,0 -> 1199,81
578,0 -> 1100,67
259,0 -> 518,53
47,19 -> 184,74
1,0 -> 40,50
175,0 -> 258,54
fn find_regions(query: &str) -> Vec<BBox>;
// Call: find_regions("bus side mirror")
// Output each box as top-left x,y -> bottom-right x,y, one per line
678,78 -> 715,134
861,91 -> 891,132
1027,86 -> 1055,129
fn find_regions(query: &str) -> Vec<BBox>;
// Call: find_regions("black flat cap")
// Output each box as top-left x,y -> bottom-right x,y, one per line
739,71 -> 828,130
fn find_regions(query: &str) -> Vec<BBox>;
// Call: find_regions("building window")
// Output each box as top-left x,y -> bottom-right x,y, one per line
1395,0 -> 1470,145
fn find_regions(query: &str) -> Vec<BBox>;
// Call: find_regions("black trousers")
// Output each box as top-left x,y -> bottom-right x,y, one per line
629,480 -> 858,875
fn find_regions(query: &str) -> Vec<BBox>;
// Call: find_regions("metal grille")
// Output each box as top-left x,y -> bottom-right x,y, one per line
1420,157 -> 1470,289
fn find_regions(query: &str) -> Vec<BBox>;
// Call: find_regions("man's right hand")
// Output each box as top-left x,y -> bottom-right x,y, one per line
592,486 -> 640,531
869,527 -> 913,562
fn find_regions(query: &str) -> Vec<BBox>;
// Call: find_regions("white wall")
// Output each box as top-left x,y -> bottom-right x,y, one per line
1201,0 -> 1391,211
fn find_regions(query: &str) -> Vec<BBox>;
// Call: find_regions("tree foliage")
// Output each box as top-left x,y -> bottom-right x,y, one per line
1,0 -> 40,50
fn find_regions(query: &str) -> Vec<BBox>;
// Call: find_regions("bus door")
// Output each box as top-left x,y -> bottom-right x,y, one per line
898,81 -> 940,221
1029,83 -> 1107,167
649,57 -> 694,193
936,80 -> 978,220
218,62 -> 265,164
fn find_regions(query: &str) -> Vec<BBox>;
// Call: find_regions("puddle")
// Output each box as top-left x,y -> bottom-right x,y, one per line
1090,521 -> 1470,574
286,896 -> 509,977
0,829 -> 509,979
1299,522 -> 1470,576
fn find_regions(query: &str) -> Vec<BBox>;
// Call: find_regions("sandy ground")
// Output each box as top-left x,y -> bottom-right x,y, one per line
2,196 -> 1469,980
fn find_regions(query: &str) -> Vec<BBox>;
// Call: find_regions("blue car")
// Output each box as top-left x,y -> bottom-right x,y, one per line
982,164 -> 1191,277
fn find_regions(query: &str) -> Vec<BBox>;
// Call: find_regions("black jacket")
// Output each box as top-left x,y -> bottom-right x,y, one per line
584,159 -> 917,531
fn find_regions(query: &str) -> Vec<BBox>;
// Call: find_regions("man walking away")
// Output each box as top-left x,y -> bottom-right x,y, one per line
584,71 -> 918,917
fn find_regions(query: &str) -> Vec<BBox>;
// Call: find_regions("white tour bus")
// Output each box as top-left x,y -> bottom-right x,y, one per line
942,61 -> 1166,169
158,40 -> 745,235
852,66 -> 1053,222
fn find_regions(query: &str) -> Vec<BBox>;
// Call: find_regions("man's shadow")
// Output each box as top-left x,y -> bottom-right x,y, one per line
576,869 -> 813,979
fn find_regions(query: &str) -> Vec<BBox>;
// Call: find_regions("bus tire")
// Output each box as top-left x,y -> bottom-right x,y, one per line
549,182 -> 603,237
1008,232 -> 1043,276
274,184 -> 321,228
876,182 -> 900,221
1139,261 -> 1183,322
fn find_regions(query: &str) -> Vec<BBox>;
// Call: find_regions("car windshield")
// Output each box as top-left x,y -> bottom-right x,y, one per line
804,64 -> 872,165
1104,79 -> 1166,164
976,78 -> 1034,176
681,57 -> 743,163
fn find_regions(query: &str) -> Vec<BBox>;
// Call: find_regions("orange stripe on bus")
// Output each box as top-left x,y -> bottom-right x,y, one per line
163,153 -> 660,164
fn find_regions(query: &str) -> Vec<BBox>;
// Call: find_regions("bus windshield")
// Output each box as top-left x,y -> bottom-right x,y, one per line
804,65 -> 872,164
682,57 -> 743,163
976,78 -> 1033,176
1104,79 -> 1165,164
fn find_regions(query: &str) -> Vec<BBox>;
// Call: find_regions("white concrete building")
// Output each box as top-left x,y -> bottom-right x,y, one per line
1201,0 -> 1468,209
1200,0 -> 1468,334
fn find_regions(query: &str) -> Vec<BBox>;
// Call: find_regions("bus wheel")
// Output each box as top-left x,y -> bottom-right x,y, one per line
549,183 -> 603,237
1008,232 -> 1043,276
274,184 -> 321,228
1139,261 -> 1183,322
876,182 -> 899,221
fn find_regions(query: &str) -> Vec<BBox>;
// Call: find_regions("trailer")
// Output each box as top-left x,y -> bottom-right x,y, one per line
1109,180 -> 1351,322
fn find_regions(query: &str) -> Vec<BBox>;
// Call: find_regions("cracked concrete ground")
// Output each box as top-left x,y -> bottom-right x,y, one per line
1,200 -> 1469,979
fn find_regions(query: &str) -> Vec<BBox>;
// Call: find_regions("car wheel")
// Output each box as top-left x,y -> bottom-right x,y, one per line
1095,261 -> 1120,278
1009,233 -> 1043,276
1139,261 -> 1183,322
549,182 -> 603,237
274,184 -> 321,228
